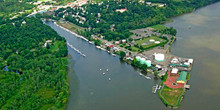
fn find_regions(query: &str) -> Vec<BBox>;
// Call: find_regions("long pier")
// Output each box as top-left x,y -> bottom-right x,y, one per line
66,42 -> 86,57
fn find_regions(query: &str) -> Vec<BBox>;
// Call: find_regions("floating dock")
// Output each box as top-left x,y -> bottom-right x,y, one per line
152,84 -> 162,93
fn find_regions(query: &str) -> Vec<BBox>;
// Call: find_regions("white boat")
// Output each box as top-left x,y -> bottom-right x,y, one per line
139,72 -> 142,76
112,54 -> 116,56
145,76 -> 151,80
108,78 -> 111,81
96,46 -> 101,49
106,69 -> 108,71
100,48 -> 106,51
103,73 -> 105,75
100,69 -> 102,71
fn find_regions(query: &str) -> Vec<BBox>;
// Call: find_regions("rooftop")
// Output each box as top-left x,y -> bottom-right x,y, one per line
176,71 -> 187,82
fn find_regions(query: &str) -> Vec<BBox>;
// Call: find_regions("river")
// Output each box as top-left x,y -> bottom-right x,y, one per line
45,2 -> 220,110
165,2 -> 220,110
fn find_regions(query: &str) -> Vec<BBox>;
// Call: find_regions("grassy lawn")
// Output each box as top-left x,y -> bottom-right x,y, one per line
35,87 -> 55,99
57,21 -> 84,33
135,36 -> 165,49
130,46 -> 140,52
149,24 -> 167,30
159,86 -> 184,107
186,73 -> 190,80
50,41 -> 60,52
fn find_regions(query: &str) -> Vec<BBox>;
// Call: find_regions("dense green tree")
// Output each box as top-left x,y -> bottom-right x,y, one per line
119,51 -> 126,59
0,17 -> 68,109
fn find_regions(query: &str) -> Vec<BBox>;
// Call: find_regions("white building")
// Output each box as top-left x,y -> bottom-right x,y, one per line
171,68 -> 178,74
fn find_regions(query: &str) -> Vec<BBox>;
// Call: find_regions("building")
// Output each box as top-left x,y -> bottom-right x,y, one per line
176,71 -> 187,83
154,53 -> 165,62
115,41 -> 120,44
100,35 -> 104,39
170,63 -> 189,68
116,8 -> 127,13
122,39 -> 126,43
171,68 -> 178,75
171,57 -> 179,63
146,2 -> 151,5
188,59 -> 193,64
105,43 -> 114,48
158,4 -> 165,7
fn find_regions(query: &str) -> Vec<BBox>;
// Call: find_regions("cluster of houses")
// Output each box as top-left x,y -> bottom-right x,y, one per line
114,39 -> 127,44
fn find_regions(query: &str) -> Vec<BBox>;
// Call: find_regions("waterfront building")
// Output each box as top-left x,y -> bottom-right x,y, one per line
169,63 -> 189,68
171,68 -> 178,75
171,57 -> 179,63
176,71 -> 187,83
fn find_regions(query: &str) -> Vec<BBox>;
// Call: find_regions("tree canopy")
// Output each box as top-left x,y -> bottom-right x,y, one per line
0,17 -> 68,109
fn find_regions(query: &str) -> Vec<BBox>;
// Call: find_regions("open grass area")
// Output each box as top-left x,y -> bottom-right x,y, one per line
50,41 -> 65,52
57,21 -> 84,34
130,46 -> 140,52
135,36 -> 166,49
149,24 -> 167,30
186,73 -> 190,80
35,87 -> 55,99
158,86 -> 184,107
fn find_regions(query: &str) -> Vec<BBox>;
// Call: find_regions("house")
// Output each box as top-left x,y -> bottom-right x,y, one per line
158,4 -> 165,7
113,47 -> 120,52
115,41 -> 120,44
146,2 -> 151,5
116,8 -> 127,13
176,71 -> 187,83
171,68 -> 178,75
105,43 -> 114,48
122,39 -> 126,43
100,35 -> 104,39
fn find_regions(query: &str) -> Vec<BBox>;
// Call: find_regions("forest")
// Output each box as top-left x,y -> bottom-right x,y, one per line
53,0 -> 220,41
0,17 -> 68,109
